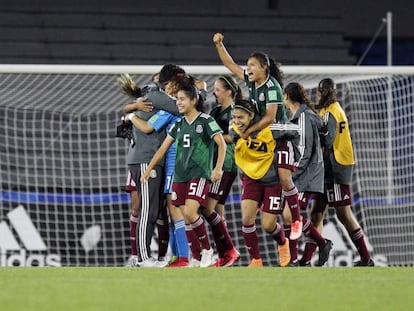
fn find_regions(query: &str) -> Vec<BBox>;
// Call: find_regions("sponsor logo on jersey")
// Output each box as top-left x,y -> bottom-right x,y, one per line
0,205 -> 61,266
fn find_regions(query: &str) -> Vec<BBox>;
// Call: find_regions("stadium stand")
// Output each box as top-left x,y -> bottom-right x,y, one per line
0,0 -> 356,65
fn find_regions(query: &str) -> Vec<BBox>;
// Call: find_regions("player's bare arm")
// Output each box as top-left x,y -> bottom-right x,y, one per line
240,104 -> 277,139
222,134 -> 233,144
140,136 -> 174,183
125,113 -> 155,134
213,33 -> 244,80
211,133 -> 226,183
123,98 -> 153,113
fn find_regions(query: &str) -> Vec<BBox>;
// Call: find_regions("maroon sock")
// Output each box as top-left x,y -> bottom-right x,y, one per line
269,223 -> 286,245
283,224 -> 297,261
284,187 -> 300,222
206,211 -> 234,255
350,228 -> 371,262
129,215 -> 138,256
185,224 -> 201,261
206,211 -> 225,257
156,218 -> 169,258
302,217 -> 325,246
301,238 -> 317,264
242,224 -> 261,259
191,216 -> 211,251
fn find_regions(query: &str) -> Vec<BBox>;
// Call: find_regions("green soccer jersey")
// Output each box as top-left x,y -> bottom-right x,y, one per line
244,71 -> 288,122
209,104 -> 238,173
168,112 -> 223,182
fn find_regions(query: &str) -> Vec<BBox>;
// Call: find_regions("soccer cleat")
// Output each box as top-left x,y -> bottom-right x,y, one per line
278,239 -> 291,267
200,248 -> 214,268
289,220 -> 303,240
167,257 -> 189,268
154,258 -> 169,268
353,259 -> 375,267
287,260 -> 299,267
209,258 -> 224,267
222,247 -> 240,267
248,258 -> 263,267
189,258 -> 200,268
138,257 -> 158,267
168,255 -> 178,265
126,255 -> 139,267
299,260 -> 312,267
316,239 -> 333,267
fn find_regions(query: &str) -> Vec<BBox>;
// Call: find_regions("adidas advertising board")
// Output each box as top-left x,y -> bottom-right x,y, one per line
0,205 -> 61,266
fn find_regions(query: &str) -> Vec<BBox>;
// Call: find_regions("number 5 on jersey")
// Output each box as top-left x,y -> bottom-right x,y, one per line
183,134 -> 190,147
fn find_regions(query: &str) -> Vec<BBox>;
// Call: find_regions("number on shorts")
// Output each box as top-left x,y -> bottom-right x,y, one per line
268,196 -> 282,211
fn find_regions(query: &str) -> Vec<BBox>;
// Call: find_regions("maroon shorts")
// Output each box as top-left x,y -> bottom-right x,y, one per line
125,170 -> 137,192
241,175 -> 283,214
208,171 -> 237,204
298,192 -> 312,210
171,178 -> 211,207
312,183 -> 352,207
276,140 -> 297,172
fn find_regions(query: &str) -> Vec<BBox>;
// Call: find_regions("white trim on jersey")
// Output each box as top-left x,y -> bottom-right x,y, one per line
295,113 -> 306,166
269,122 -> 300,132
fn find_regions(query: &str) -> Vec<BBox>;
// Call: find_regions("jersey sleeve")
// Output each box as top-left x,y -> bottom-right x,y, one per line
205,116 -> 223,138
322,112 -> 336,149
167,122 -> 178,140
144,91 -> 180,115
147,110 -> 174,132
266,84 -> 283,105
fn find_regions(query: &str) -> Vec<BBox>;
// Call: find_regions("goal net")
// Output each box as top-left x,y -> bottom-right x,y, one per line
1,65 -> 413,267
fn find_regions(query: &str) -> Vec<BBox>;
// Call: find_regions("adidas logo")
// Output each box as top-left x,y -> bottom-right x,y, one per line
0,205 -> 61,266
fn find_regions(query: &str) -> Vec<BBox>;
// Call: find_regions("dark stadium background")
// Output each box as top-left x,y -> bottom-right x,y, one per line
1,0 -> 414,65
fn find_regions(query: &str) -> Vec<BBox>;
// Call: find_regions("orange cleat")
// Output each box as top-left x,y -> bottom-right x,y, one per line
278,239 -> 291,267
248,258 -> 264,268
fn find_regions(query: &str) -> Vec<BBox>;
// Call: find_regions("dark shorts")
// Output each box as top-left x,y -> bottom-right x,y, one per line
171,178 -> 211,208
298,192 -> 312,210
125,170 -> 137,192
208,171 -> 237,204
276,140 -> 297,172
241,175 -> 283,215
312,183 -> 352,207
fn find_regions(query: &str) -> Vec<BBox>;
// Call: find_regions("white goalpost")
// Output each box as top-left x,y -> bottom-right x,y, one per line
1,64 -> 413,267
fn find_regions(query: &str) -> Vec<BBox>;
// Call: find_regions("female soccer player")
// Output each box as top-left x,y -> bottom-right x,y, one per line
124,64 -> 186,267
141,78 -> 227,268
282,82 -> 333,267
309,78 -> 373,266
205,75 -> 242,267
213,33 -> 302,240
231,99 -> 292,267
126,75 -> 191,267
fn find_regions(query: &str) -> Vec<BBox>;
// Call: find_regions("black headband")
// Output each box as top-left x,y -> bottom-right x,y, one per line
220,76 -> 237,94
233,104 -> 254,114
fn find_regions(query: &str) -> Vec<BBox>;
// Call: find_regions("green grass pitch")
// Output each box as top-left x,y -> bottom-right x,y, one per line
1,267 -> 413,311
